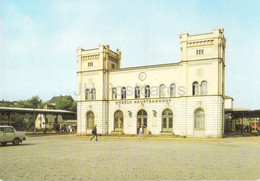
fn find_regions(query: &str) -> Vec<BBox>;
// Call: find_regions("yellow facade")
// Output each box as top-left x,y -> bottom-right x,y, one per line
77,28 -> 226,138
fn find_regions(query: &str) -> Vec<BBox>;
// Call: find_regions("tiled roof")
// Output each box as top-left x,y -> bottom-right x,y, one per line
49,95 -> 74,103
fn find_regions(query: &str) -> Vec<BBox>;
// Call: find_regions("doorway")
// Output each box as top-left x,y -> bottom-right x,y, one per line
137,110 -> 148,134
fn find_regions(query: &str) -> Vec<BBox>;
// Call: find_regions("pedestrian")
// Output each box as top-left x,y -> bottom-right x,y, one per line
67,125 -> 70,134
137,122 -> 140,134
248,123 -> 251,133
139,126 -> 144,138
70,125 -> 73,133
63,125 -> 66,134
90,125 -> 98,141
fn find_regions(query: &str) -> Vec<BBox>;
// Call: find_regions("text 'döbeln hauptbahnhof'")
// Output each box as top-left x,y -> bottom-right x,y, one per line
77,28 -> 227,138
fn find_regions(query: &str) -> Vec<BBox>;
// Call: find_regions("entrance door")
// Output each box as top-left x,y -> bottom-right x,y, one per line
162,109 -> 173,132
137,110 -> 148,133
114,111 -> 124,132
86,111 -> 95,130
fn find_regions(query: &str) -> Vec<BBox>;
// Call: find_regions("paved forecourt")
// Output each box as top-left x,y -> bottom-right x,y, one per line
0,135 -> 260,180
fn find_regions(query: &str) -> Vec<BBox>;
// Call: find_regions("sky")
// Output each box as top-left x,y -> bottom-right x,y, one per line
0,0 -> 260,109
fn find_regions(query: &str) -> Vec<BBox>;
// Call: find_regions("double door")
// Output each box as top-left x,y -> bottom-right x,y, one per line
137,110 -> 148,134
162,109 -> 173,132
162,117 -> 173,132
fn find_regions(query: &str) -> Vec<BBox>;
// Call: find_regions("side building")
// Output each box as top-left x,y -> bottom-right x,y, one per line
77,27 -> 226,138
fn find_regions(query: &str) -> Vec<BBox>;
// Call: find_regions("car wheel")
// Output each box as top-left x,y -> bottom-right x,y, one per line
1,142 -> 7,146
13,138 -> 20,145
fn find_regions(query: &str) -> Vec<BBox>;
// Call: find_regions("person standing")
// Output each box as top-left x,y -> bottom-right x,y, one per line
67,125 -> 70,134
90,125 -> 98,141
139,126 -> 144,138
137,122 -> 140,134
70,125 -> 73,133
248,122 -> 251,133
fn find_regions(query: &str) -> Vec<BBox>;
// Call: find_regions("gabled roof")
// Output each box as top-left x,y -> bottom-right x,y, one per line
49,95 -> 74,103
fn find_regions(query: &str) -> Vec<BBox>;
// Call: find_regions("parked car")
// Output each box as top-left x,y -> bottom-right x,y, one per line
0,126 -> 26,146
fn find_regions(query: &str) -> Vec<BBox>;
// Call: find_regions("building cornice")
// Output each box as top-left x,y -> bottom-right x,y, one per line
77,94 -> 225,102
110,62 -> 181,72
77,69 -> 108,74
77,58 -> 225,74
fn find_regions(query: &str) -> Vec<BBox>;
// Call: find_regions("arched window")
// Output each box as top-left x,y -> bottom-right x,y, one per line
135,86 -> 140,99
121,87 -> 126,99
86,111 -> 95,129
194,109 -> 205,129
137,110 -> 147,116
85,89 -> 91,100
201,81 -> 207,95
112,88 -> 117,100
170,83 -> 176,97
192,81 -> 199,95
91,88 -> 96,100
114,110 -> 124,131
162,109 -> 173,132
159,84 -> 166,98
145,85 -> 150,98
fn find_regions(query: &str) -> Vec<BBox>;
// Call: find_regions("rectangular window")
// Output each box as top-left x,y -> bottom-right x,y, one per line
111,64 -> 115,69
196,49 -> 204,55
88,62 -> 93,67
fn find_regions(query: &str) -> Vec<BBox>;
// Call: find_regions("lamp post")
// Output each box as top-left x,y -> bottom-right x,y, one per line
34,108 -> 36,133
31,96 -> 41,133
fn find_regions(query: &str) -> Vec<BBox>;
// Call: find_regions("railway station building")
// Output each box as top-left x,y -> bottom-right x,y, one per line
76,27 -> 227,138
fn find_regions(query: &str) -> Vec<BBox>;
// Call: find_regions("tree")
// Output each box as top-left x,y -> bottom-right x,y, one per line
29,96 -> 42,109
28,96 -> 42,132
70,101 -> 77,112
56,98 -> 74,111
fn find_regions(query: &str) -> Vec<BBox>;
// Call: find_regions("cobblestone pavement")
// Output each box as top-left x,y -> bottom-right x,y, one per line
0,135 -> 260,181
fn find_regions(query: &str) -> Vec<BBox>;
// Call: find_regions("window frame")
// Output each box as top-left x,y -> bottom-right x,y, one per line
91,88 -> 96,100
192,81 -> 199,95
135,86 -> 140,99
85,89 -> 91,100
121,87 -> 126,99
112,87 -> 117,100
201,81 -> 208,95
194,109 -> 205,129
159,84 -> 166,98
145,85 -> 150,98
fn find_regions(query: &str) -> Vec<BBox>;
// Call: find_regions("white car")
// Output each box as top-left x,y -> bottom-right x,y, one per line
0,126 -> 26,146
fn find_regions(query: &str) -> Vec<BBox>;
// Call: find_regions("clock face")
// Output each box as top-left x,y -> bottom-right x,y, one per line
139,72 -> 147,81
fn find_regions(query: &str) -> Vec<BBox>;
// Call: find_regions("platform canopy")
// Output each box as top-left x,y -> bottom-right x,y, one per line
0,107 -> 75,115
225,108 -> 260,119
